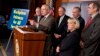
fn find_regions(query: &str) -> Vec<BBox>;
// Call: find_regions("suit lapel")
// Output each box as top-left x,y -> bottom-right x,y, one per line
40,15 -> 51,24
56,17 -> 60,27
78,16 -> 81,21
36,16 -> 38,22
84,13 -> 99,31
40,17 -> 45,24
39,16 -> 42,22
57,15 -> 66,29
44,15 -> 50,22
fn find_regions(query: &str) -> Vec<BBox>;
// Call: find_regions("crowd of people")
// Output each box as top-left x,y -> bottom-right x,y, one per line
28,2 -> 100,56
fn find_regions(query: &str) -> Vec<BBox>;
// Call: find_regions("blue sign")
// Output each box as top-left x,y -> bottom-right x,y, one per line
7,8 -> 29,30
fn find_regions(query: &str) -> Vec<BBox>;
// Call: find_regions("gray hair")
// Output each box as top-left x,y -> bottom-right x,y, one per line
41,4 -> 51,10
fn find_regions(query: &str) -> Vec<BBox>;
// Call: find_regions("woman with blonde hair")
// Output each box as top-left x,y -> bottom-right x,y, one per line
56,18 -> 80,56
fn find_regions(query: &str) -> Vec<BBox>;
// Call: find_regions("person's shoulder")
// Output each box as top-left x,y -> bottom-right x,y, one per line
33,15 -> 37,19
64,15 -> 70,18
94,13 -> 100,23
69,30 -> 79,36
78,16 -> 85,22
93,13 -> 100,21
96,13 -> 100,18
78,16 -> 84,20
48,15 -> 54,19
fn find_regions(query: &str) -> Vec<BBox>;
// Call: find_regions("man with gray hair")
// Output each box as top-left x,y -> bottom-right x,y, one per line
29,4 -> 54,56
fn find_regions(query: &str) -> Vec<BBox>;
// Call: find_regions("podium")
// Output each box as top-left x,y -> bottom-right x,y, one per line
14,27 -> 46,56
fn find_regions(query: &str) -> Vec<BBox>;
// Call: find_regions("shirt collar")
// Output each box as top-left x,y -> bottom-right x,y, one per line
44,13 -> 50,18
75,16 -> 80,19
91,12 -> 98,19
60,15 -> 65,18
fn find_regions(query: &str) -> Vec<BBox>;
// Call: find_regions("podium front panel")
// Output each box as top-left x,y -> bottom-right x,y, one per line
14,28 -> 46,56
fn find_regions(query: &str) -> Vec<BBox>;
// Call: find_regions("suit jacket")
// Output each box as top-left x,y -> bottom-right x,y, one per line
81,13 -> 100,56
77,16 -> 85,33
51,15 -> 69,48
54,15 -> 69,35
59,30 -> 80,56
38,15 -> 54,33
35,15 -> 54,56
28,15 -> 54,33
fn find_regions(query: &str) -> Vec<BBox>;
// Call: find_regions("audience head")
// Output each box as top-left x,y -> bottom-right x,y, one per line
41,4 -> 50,16
35,7 -> 41,16
58,7 -> 66,16
72,7 -> 81,18
67,18 -> 80,32
88,2 -> 100,15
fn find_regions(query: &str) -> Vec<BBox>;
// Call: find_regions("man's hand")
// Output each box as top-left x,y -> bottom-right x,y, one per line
29,19 -> 37,26
56,46 -> 60,53
54,33 -> 61,39
80,40 -> 84,48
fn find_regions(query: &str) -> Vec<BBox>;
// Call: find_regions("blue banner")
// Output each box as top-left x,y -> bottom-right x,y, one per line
7,8 -> 29,30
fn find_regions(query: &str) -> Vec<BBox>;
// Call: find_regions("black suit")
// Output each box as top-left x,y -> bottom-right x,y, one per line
59,30 -> 80,56
53,15 -> 69,44
51,15 -> 69,56
54,15 -> 69,34
81,13 -> 100,56
52,15 -> 69,45
77,16 -> 85,33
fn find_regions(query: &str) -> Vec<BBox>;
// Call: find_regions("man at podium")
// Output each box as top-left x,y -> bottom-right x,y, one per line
28,4 -> 54,56
28,4 -> 54,33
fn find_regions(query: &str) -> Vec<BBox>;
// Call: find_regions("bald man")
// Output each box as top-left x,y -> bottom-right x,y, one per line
29,7 -> 42,24
51,7 -> 69,56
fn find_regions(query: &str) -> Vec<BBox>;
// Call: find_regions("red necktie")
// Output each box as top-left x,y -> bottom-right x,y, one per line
84,17 -> 93,30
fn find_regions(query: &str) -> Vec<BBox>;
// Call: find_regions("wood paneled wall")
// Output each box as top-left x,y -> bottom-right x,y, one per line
54,0 -> 62,18
62,0 -> 99,2
28,0 -> 46,19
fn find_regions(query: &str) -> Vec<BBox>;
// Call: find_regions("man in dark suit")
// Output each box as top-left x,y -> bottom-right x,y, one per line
72,7 -> 85,33
81,2 -> 100,56
72,7 -> 85,55
29,7 -> 42,25
51,7 -> 69,56
33,7 -> 42,22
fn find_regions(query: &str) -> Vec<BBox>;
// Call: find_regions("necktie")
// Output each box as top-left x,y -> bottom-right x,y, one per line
84,17 -> 93,30
40,17 -> 46,23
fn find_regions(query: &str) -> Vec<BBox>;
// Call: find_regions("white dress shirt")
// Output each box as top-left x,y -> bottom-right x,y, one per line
37,16 -> 41,22
58,15 -> 65,27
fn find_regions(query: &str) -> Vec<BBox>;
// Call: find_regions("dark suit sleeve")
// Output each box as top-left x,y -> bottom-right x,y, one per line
85,21 -> 100,47
60,32 -> 79,52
